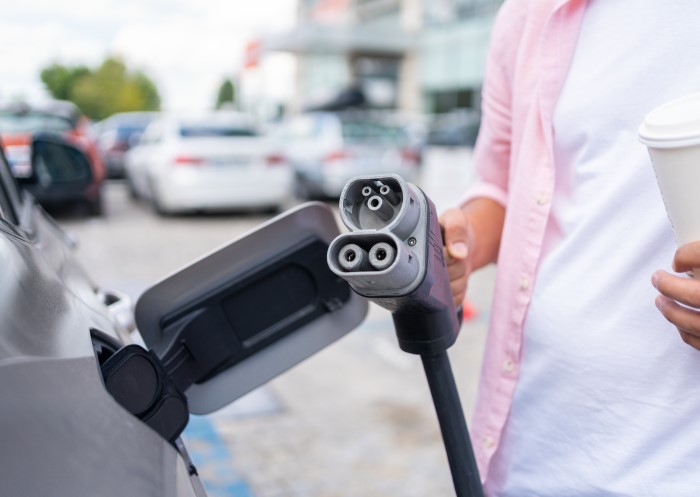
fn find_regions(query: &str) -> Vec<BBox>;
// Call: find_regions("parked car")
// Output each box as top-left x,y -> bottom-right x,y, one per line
94,111 -> 158,179
426,109 -> 481,148
0,100 -> 106,215
125,111 -> 293,215
279,111 -> 422,199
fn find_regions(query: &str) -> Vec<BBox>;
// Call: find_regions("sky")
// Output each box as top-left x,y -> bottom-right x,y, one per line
0,0 -> 298,112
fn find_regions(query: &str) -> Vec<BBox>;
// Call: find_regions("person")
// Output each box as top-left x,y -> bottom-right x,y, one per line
439,0 -> 700,495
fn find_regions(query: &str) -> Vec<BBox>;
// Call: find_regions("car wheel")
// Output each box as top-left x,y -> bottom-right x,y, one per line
151,192 -> 170,216
146,176 -> 169,216
294,174 -> 314,200
86,191 -> 104,217
125,175 -> 140,200
259,205 -> 281,215
150,186 -> 171,217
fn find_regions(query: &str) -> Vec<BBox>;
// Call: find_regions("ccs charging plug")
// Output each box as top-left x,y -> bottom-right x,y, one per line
327,174 -> 459,355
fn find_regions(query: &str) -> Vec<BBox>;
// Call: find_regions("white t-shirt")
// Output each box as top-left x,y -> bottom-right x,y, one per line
488,1 -> 700,495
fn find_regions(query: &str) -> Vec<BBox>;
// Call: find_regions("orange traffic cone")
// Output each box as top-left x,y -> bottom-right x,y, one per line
462,298 -> 478,321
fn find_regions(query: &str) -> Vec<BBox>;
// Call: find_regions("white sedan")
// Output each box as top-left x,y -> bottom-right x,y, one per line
125,112 -> 294,214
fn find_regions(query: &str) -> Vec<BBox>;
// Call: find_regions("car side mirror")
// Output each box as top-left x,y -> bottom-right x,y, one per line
27,132 -> 92,188
134,202 -> 368,415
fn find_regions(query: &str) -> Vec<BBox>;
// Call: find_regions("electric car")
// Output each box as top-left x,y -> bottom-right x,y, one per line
0,133 -> 366,496
0,133 -> 212,496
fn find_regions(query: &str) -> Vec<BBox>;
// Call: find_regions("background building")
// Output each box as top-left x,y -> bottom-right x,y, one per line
243,0 -> 503,117
421,0 -> 501,113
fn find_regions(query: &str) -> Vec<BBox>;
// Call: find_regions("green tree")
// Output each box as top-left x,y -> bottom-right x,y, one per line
40,64 -> 90,101
39,57 -> 161,120
215,78 -> 236,109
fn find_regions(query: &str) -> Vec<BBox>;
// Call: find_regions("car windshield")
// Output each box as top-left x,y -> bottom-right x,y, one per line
340,120 -> 409,145
0,112 -> 74,134
116,125 -> 149,141
179,125 -> 257,138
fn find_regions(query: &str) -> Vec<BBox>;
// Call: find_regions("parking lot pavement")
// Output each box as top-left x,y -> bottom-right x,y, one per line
183,416 -> 256,497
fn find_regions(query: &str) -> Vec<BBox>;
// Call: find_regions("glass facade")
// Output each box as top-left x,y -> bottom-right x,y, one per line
421,0 -> 503,113
425,0 -> 502,25
266,0 -> 503,114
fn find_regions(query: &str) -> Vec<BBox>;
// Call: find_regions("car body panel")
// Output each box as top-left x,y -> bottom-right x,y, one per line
0,356 -> 203,497
0,212 -> 115,360
0,140 -> 203,496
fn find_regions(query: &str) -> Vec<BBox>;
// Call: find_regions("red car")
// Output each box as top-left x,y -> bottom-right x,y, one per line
0,100 -> 106,215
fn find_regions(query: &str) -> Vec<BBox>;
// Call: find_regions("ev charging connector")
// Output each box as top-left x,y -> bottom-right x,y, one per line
328,174 -> 484,497
329,174 -> 459,354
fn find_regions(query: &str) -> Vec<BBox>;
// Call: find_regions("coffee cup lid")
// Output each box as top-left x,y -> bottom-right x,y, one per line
639,92 -> 700,148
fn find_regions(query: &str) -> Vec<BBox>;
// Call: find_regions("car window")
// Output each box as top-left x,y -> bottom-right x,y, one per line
0,147 -> 20,225
139,122 -> 164,145
340,120 -> 410,145
116,124 -> 149,141
178,125 -> 257,138
0,111 -> 74,134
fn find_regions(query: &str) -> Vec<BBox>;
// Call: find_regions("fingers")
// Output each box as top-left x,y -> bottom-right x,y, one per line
440,208 -> 471,260
679,331 -> 700,351
674,241 -> 700,273
444,246 -> 468,307
656,295 -> 700,334
653,269 -> 700,352
653,270 -> 700,309
439,208 -> 473,307
655,295 -> 700,351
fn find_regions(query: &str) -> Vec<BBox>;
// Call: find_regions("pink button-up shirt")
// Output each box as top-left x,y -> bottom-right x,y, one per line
465,0 -> 589,482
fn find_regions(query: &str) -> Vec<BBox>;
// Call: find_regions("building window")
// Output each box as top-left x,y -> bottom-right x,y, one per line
425,0 -> 502,25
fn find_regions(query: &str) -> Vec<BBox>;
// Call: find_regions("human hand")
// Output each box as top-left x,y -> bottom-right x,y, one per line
439,208 -> 474,308
652,241 -> 700,350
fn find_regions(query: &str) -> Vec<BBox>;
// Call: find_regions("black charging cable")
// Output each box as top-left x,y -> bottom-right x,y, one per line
422,351 -> 483,497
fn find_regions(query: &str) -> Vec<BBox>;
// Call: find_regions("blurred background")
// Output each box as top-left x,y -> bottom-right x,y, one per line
1,0 -> 502,495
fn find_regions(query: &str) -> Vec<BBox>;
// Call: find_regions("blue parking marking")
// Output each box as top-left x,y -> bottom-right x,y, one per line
183,415 -> 256,497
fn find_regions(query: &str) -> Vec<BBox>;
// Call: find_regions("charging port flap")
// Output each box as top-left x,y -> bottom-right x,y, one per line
135,202 -> 368,414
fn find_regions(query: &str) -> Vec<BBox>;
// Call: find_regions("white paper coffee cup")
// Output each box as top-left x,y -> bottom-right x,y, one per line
640,92 -> 700,277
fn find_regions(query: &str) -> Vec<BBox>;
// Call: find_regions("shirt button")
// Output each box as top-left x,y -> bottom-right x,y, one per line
518,276 -> 529,290
502,360 -> 514,374
536,192 -> 549,205
483,435 -> 495,449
